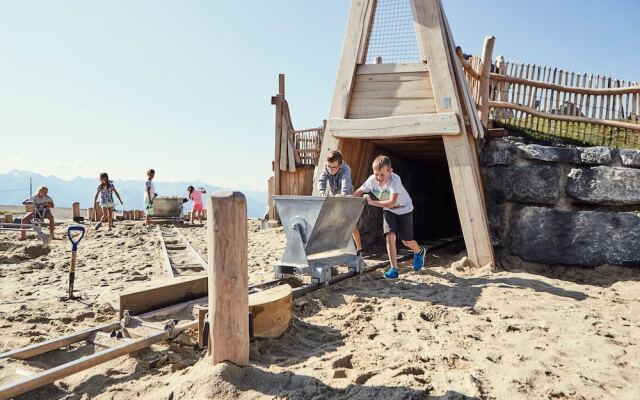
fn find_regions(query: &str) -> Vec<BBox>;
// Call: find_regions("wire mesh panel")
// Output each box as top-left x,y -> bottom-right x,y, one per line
364,0 -> 422,64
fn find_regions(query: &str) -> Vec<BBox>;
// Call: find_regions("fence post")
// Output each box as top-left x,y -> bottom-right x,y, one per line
479,36 -> 496,129
207,191 -> 249,366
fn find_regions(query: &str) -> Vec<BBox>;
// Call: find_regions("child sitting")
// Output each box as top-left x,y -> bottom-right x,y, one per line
93,172 -> 123,231
354,155 -> 426,279
318,150 -> 363,255
20,186 -> 55,240
187,186 -> 207,225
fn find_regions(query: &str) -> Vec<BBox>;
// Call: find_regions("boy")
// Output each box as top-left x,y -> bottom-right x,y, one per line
20,186 -> 56,240
318,150 -> 363,255
144,169 -> 157,226
354,155 -> 426,279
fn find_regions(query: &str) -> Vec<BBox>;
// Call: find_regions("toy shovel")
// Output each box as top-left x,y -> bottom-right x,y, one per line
67,226 -> 86,300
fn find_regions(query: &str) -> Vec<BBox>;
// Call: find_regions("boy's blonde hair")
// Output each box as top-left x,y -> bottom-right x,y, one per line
372,155 -> 392,171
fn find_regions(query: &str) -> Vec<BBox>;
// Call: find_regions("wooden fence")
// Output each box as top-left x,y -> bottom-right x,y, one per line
267,74 -> 325,220
460,37 -> 640,148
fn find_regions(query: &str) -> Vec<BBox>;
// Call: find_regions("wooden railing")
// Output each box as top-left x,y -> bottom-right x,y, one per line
293,126 -> 323,166
460,37 -> 640,148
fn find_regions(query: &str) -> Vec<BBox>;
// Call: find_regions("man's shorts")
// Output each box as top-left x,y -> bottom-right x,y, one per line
383,210 -> 414,241
144,200 -> 154,216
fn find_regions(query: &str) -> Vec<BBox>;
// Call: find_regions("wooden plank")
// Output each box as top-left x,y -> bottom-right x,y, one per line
351,89 -> 433,100
355,71 -> 429,83
328,113 -> 461,139
348,103 -> 436,117
352,79 -> 431,92
313,0 -> 375,195
249,284 -> 292,338
350,98 -> 435,107
356,63 -> 429,74
207,192 -> 249,366
490,72 -> 640,95
0,330 -> 170,399
157,229 -> 175,277
412,0 -> 494,268
119,275 -> 208,318
0,322 -> 121,361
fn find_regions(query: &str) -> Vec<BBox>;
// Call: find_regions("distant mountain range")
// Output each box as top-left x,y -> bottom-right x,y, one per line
0,170 -> 268,218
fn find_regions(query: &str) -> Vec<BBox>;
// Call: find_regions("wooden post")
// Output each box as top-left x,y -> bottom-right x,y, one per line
87,208 -> 94,222
72,202 -> 81,220
479,36 -> 495,129
94,205 -> 103,222
207,192 -> 249,366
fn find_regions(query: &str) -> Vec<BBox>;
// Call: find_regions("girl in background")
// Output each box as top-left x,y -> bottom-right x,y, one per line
187,186 -> 206,225
93,172 -> 123,231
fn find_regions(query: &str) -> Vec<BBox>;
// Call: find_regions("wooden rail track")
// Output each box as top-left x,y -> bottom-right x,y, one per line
157,226 -> 208,277
0,236 -> 461,399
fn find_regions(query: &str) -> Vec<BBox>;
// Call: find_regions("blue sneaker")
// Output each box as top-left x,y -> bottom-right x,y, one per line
413,246 -> 426,271
383,267 -> 399,279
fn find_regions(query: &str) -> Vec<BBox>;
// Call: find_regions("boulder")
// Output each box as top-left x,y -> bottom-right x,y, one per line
486,202 -> 506,246
509,206 -> 640,267
521,144 -> 580,164
618,149 -> 640,168
480,139 -> 518,166
566,166 -> 640,206
579,146 -> 612,164
483,164 -> 560,205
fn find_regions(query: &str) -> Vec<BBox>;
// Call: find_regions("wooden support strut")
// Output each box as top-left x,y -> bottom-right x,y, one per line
207,192 -> 249,366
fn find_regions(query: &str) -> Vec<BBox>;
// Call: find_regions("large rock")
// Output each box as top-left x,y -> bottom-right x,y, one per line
484,165 -> 560,205
486,202 -> 506,247
480,139 -> 518,166
566,166 -> 640,205
618,149 -> 640,168
521,144 -> 580,164
579,146 -> 612,164
509,206 -> 640,267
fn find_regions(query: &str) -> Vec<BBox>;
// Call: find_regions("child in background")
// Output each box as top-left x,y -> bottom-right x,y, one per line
187,186 -> 207,225
318,150 -> 363,255
93,172 -> 123,231
144,169 -> 157,226
20,186 -> 56,240
354,155 -> 426,279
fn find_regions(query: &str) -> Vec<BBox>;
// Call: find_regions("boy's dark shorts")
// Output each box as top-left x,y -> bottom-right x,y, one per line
383,210 -> 414,241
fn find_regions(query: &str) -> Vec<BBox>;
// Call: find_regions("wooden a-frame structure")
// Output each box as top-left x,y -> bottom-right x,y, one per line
314,0 -> 495,268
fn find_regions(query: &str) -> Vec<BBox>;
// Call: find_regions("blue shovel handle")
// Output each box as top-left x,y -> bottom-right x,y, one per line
67,226 -> 85,251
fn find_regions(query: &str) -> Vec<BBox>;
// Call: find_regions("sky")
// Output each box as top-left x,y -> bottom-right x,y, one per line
1,0 -> 638,192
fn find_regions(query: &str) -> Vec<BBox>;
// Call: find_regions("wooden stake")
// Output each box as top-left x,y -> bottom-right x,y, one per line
207,192 -> 249,366
72,202 -> 81,220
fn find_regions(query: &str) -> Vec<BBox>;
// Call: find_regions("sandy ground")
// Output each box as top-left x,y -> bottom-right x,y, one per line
0,220 -> 639,399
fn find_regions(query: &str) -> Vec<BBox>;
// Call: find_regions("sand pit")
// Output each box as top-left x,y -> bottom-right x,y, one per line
1,220 -> 639,399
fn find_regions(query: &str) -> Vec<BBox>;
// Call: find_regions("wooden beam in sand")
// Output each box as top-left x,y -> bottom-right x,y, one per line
207,192 -> 249,366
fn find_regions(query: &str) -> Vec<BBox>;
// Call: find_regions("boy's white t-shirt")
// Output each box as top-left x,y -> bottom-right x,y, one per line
144,180 -> 155,202
358,172 -> 413,215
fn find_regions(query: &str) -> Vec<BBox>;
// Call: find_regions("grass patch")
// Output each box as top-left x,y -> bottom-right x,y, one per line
494,115 -> 640,149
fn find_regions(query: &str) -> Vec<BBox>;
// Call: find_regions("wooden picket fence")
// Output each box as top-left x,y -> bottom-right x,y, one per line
460,37 -> 640,148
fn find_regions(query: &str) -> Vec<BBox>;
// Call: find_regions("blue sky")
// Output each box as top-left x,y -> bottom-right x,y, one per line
1,0 -> 638,191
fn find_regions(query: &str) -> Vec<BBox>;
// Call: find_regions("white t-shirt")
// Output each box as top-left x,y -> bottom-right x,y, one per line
144,180 -> 155,202
358,172 -> 413,215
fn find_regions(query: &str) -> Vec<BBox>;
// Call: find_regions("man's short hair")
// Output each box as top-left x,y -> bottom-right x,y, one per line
147,169 -> 155,176
372,155 -> 392,171
326,150 -> 343,164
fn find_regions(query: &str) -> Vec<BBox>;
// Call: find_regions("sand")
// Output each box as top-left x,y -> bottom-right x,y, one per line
0,220 -> 639,399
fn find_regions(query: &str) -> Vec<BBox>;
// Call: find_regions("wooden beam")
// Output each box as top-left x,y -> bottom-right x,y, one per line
207,192 -> 249,366
479,36 -> 495,129
327,113 -> 460,139
489,100 -> 640,131
490,72 -> 640,95
119,275 -> 208,318
157,229 -> 174,277
313,0 -> 375,195
356,63 -> 429,74
412,0 -> 494,268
